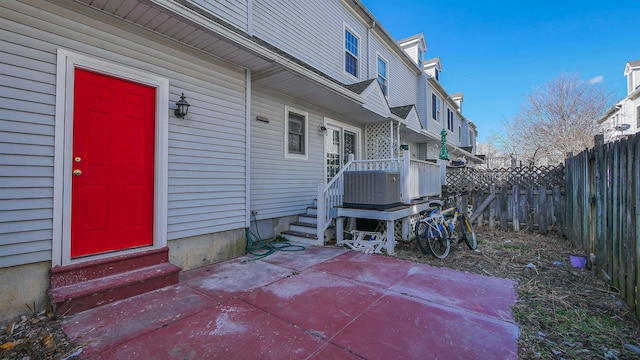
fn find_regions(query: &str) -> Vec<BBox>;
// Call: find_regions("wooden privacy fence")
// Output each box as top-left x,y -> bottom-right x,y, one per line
445,165 -> 566,234
565,134 -> 639,317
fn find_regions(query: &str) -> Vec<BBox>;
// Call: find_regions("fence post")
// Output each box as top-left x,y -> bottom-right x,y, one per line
489,185 -> 496,229
513,184 -> 520,231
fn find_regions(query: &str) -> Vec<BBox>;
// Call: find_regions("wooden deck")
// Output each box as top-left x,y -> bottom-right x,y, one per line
330,197 -> 438,254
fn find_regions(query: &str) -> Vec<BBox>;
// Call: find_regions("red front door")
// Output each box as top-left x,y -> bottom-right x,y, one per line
71,68 -> 156,258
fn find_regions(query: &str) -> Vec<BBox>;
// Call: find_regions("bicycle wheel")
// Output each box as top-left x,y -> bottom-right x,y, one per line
415,221 -> 430,255
418,220 -> 450,259
460,215 -> 477,250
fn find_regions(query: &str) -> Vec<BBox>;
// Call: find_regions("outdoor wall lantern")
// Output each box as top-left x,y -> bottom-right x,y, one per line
174,93 -> 190,119
319,125 -> 328,135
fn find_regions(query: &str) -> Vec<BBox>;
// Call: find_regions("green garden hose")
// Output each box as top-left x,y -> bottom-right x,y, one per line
245,213 -> 305,259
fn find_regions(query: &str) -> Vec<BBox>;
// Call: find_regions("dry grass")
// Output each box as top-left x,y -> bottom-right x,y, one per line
394,229 -> 640,359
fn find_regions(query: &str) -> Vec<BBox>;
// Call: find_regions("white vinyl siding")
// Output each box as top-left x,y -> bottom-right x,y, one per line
1,1 -> 248,267
191,0 -> 249,32
369,33 -> 417,108
253,0 -> 368,84
251,88 -> 325,219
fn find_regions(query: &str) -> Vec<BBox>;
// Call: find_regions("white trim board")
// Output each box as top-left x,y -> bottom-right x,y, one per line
53,49 -> 170,267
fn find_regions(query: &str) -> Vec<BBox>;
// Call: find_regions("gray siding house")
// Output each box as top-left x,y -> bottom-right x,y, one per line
0,0 -> 481,321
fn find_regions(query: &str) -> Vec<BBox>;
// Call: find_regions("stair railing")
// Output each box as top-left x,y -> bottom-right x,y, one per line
316,154 -> 405,242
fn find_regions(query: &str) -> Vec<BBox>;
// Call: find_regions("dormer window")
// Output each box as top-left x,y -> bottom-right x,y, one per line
417,48 -> 423,67
435,68 -> 439,81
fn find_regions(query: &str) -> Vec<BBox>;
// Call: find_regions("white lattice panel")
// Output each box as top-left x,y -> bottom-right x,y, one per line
370,214 -> 426,241
392,123 -> 399,158
366,123 -> 392,159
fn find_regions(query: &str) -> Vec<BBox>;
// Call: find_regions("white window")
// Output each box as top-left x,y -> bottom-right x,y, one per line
285,106 -> 308,159
431,94 -> 437,121
637,105 -> 640,128
325,120 -> 360,183
417,47 -> 423,68
432,93 -> 441,122
377,54 -> 388,96
458,125 -> 462,142
446,108 -> 454,131
435,68 -> 440,81
344,27 -> 359,78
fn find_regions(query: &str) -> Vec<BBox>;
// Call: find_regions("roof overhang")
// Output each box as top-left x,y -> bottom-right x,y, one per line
71,0 -> 403,124
598,105 -> 620,124
624,61 -> 640,76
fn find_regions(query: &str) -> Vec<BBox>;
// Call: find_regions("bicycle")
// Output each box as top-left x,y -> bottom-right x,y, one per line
415,197 -> 477,259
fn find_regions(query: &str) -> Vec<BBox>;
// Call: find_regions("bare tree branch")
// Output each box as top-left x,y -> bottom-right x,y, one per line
501,73 -> 612,166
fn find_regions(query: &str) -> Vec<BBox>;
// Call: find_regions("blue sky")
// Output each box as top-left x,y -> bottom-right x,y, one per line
360,0 -> 639,142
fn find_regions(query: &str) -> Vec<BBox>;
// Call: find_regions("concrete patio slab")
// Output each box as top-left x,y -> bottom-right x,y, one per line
181,259 -> 295,304
313,250 -> 419,289
62,284 -> 217,357
61,247 -> 519,359
243,269 -> 384,339
260,246 -> 347,271
92,298 -> 325,359
332,292 -> 519,359
390,265 -> 518,321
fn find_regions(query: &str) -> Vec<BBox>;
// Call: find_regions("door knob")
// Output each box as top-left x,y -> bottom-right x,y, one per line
73,169 -> 82,176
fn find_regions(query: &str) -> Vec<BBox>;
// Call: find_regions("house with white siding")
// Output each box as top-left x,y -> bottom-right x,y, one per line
0,0 -> 481,321
599,59 -> 640,141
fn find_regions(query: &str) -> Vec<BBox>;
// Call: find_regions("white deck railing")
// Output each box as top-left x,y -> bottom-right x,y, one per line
316,150 -> 442,242
407,159 -> 442,200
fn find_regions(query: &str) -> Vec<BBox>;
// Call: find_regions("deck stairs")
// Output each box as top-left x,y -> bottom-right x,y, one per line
280,200 -> 334,245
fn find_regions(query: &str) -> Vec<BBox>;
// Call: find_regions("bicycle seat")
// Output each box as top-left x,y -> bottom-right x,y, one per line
427,200 -> 443,208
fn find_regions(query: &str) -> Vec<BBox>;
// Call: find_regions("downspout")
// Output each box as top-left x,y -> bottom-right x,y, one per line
245,69 -> 252,227
367,21 -> 375,79
389,121 -> 394,158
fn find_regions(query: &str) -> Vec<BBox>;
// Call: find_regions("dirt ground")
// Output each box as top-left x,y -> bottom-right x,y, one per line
1,229 -> 639,359
395,229 -> 640,359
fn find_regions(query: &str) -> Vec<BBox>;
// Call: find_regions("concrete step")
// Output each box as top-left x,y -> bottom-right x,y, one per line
49,247 -> 181,316
50,247 -> 172,288
280,230 -> 322,246
289,221 -> 316,233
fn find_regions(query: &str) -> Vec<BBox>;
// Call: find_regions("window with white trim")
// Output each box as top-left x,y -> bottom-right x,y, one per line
285,106 -> 308,159
637,105 -> 640,128
344,27 -> 359,78
431,94 -> 436,120
432,93 -> 441,122
446,108 -> 454,131
458,125 -> 462,142
377,55 -> 388,96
